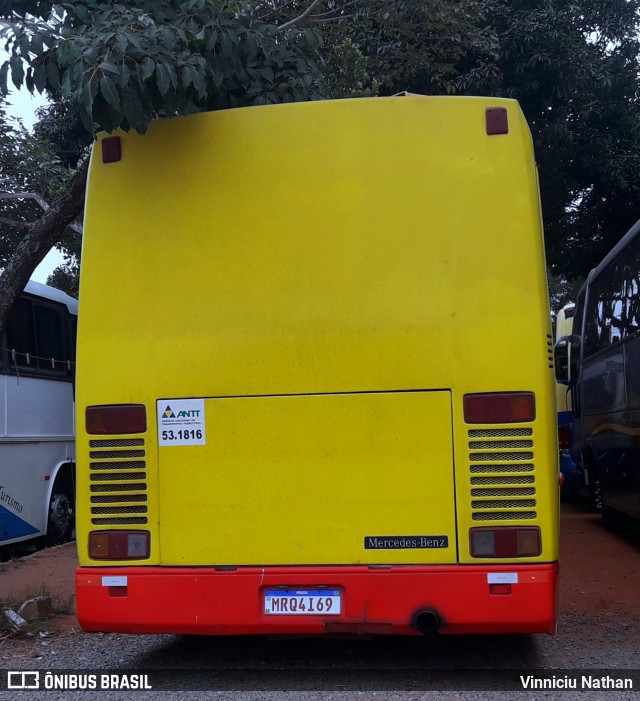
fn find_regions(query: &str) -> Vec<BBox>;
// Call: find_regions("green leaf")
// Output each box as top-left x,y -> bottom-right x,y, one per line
56,40 -> 73,67
141,56 -> 155,81
70,62 -> 84,91
122,87 -> 147,133
260,66 -> 274,84
60,67 -> 72,95
9,55 -> 24,89
206,28 -> 219,52
167,64 -> 178,89
99,74 -> 121,111
192,69 -> 206,99
105,97 -> 125,130
75,5 -> 91,23
304,30 -> 321,50
92,95 -> 115,133
18,32 -> 30,58
156,62 -> 170,96
118,61 -> 129,88
80,79 -> 95,113
220,30 -> 232,55
115,34 -> 128,53
160,27 -> 177,50
99,61 -> 119,75
25,67 -> 34,93
46,60 -> 60,89
78,104 -> 96,136
0,61 -> 9,95
182,65 -> 196,88
31,34 -> 44,57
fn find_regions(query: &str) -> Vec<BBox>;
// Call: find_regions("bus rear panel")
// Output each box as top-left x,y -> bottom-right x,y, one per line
76,95 -> 558,635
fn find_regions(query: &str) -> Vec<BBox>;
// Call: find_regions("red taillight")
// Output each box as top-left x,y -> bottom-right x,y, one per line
558,423 -> 570,449
89,530 -> 150,560
469,527 -> 541,558
463,392 -> 535,424
86,404 -> 147,434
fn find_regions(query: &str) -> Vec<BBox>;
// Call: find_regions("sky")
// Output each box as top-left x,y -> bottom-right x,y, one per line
2,64 -> 65,285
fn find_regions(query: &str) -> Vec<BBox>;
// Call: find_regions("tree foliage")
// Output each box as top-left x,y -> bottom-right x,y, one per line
269,0 -> 640,282
317,0 -> 500,96
0,0 -> 640,332
548,273 -> 583,314
460,0 -> 640,281
0,94 -> 73,266
1,0 -> 325,135
0,100 -> 34,266
0,0 -> 329,334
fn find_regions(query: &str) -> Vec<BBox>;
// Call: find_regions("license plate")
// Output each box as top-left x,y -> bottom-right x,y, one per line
264,589 -> 342,615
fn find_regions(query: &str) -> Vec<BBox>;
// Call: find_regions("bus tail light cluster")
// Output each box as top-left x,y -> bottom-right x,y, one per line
89,530 -> 150,560
558,422 -> 570,450
86,404 -> 147,434
470,527 -> 541,558
464,392 -> 535,424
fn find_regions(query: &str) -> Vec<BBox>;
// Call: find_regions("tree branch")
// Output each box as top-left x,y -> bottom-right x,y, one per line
0,217 -> 33,228
0,157 -> 89,337
277,0 -> 324,32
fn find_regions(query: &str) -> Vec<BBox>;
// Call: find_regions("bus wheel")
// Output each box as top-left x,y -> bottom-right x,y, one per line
602,504 -> 628,533
47,487 -> 75,545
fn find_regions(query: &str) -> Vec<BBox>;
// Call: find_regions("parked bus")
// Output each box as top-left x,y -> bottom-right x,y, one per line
0,280 -> 77,549
76,95 -> 559,636
556,218 -> 640,529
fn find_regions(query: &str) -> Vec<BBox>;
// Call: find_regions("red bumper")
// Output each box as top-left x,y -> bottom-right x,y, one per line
76,563 -> 558,636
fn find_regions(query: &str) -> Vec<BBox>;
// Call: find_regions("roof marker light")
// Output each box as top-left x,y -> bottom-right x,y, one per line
486,107 -> 509,135
102,136 -> 122,163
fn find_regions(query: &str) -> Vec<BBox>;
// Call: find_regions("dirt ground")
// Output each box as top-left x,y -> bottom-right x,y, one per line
1,501 -> 639,633
0,542 -> 77,605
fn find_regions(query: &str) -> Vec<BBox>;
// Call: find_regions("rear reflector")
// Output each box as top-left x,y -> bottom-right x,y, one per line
86,404 -> 147,434
464,392 -> 535,424
470,527 -> 541,558
486,107 -> 509,135
108,586 -> 128,597
89,530 -> 150,560
102,136 -> 121,163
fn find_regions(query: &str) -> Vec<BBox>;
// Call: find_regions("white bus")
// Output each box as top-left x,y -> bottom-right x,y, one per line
0,280 -> 77,549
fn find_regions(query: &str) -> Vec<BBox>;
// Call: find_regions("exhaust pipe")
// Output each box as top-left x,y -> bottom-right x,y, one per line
413,610 -> 440,635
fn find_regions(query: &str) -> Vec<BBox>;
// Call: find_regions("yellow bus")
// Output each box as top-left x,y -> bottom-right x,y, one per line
554,303 -> 579,497
75,94 -> 559,636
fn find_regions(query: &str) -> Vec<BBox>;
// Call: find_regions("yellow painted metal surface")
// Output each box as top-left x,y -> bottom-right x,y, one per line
159,392 -> 455,565
76,95 -> 558,567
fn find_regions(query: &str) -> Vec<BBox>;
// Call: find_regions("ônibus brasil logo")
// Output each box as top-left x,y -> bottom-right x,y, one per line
162,405 -> 201,419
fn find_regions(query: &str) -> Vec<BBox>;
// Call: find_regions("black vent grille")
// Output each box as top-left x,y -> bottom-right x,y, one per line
468,427 -> 537,522
90,439 -> 145,448
88,437 -> 148,525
